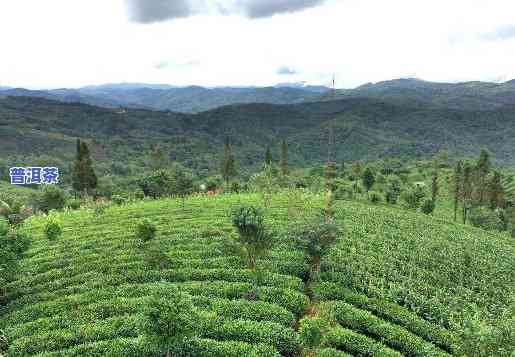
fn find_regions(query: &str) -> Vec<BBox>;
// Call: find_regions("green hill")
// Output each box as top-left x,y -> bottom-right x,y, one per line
1,193 -> 513,356
2,95 -> 515,181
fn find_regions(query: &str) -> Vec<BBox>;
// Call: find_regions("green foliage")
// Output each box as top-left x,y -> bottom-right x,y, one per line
280,140 -> 289,176
142,285 -> 200,355
324,327 -> 401,356
72,140 -> 98,194
33,185 -> 67,214
362,167 -> 375,192
421,199 -> 436,215
368,191 -> 382,204
231,205 -> 275,271
136,219 -> 157,242
66,198 -> 82,210
265,146 -> 273,165
44,215 -> 63,241
112,194 -> 128,206
401,186 -> 426,210
138,170 -> 174,198
1,219 -> 31,303
298,317 -> 326,349
331,301 -> 448,356
221,138 -> 236,186
469,207 -> 503,231
1,193 -> 514,356
289,216 -> 340,271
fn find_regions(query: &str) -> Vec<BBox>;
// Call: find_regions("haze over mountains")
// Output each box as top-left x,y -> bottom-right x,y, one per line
2,78 -> 515,114
0,83 -> 331,113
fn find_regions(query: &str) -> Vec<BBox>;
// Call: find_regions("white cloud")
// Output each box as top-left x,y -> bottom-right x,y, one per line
0,0 -> 514,89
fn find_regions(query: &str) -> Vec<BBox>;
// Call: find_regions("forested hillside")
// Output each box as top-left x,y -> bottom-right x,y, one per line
1,95 -> 515,181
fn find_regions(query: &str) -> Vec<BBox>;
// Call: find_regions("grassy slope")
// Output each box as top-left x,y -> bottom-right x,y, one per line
1,193 -> 514,356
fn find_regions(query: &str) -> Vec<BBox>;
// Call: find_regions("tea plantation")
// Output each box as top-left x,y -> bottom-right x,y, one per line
1,193 -> 514,356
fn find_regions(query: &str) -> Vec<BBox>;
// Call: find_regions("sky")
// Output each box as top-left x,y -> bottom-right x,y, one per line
1,0 -> 515,89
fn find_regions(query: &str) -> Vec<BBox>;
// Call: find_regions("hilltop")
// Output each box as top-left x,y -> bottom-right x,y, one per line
330,78 -> 515,111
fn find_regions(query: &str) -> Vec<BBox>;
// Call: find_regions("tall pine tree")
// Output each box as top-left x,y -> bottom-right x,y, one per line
72,139 -> 97,195
265,146 -> 273,165
475,149 -> 491,205
453,161 -> 463,222
462,164 -> 473,224
221,137 -> 236,189
280,140 -> 289,176
431,167 -> 439,203
488,171 -> 504,210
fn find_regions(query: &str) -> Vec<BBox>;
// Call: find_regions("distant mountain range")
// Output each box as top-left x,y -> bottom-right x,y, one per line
0,83 -> 332,113
328,78 -> 515,111
2,78 -> 515,113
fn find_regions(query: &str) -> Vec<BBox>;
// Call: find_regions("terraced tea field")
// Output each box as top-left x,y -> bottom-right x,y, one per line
1,193 -> 514,356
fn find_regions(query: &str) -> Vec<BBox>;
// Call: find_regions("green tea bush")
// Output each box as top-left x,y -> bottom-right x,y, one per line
323,327 -> 401,357
298,317 -> 326,349
331,301 -> 448,356
312,282 -> 456,353
136,219 -> 156,242
44,216 -> 63,241
202,318 -> 299,356
317,347 -> 352,356
142,285 -> 200,356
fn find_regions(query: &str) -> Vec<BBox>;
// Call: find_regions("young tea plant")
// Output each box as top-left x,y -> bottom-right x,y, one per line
136,219 -> 157,242
44,215 -> 62,241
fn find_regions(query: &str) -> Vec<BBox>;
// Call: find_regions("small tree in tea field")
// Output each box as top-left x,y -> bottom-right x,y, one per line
142,285 -> 200,357
44,215 -> 62,241
136,219 -> 156,242
231,205 -> 275,273
298,317 -> 327,352
362,167 -> 375,194
289,216 -> 340,281
174,168 -> 194,210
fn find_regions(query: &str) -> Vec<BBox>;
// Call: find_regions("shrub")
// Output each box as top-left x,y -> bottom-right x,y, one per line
112,195 -> 128,206
142,285 -> 200,356
386,190 -> 398,204
44,216 -> 62,241
34,185 -> 67,213
421,199 -> 435,215
298,317 -> 326,349
401,186 -> 426,210
138,170 -> 174,198
66,198 -> 82,210
469,207 -> 503,231
133,188 -> 145,200
369,191 -> 382,204
1,219 -> 31,303
136,219 -> 156,242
